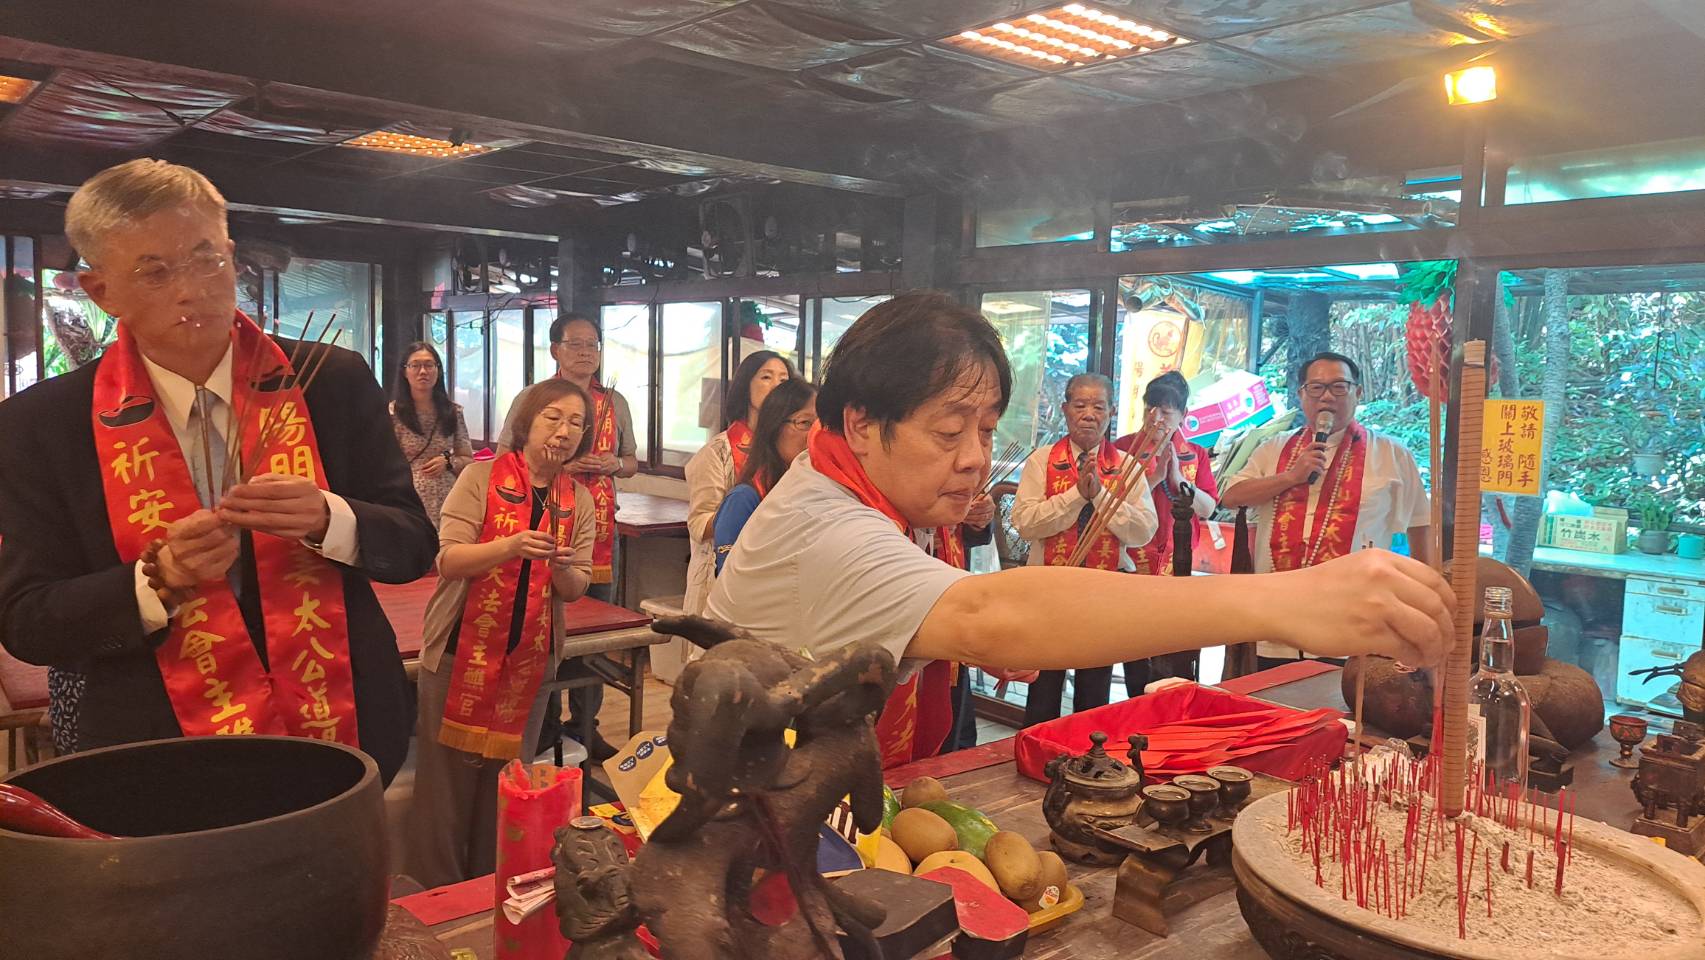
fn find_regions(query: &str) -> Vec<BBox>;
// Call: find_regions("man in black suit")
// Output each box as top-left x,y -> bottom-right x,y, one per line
0,159 -> 434,785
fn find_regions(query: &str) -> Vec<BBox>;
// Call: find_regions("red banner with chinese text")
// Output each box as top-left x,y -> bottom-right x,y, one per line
92,312 -> 355,743
1040,437 -> 1124,570
438,452 -> 568,759
1270,424 -> 1367,572
579,384 -> 618,583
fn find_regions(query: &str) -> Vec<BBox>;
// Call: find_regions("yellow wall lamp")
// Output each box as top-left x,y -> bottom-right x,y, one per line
1445,64 -> 1498,106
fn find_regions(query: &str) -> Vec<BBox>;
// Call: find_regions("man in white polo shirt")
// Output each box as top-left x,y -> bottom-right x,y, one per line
707,294 -> 1455,736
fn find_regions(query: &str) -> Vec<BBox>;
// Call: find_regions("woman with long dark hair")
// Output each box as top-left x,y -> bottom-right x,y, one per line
712,378 -> 817,576
659,349 -> 795,681
390,341 -> 473,523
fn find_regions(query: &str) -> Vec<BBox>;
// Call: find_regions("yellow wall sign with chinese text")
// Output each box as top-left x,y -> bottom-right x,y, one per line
1480,399 -> 1545,495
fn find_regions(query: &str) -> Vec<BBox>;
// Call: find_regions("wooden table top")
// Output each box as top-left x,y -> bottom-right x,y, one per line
616,491 -> 688,537
425,669 -> 1652,959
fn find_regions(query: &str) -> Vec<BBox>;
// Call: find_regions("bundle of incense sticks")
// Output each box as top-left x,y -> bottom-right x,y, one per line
1065,415 -> 1170,567
978,440 -> 1026,497
208,312 -> 343,497
1286,753 -> 1577,938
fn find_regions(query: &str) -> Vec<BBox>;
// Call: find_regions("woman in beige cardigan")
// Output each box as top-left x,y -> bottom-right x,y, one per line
405,378 -> 597,887
659,349 -> 796,683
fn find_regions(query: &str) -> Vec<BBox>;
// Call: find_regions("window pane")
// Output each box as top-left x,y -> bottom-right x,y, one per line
816,295 -> 889,381
980,290 -> 1094,479
276,258 -> 375,366
736,296 -> 801,371
1486,263 -> 1705,710
41,267 -> 118,379
534,311 -> 556,384
660,301 -> 721,467
490,309 -> 527,439
5,236 -> 39,393
976,189 -> 1095,248
451,311 -> 488,443
1504,135 -> 1705,205
372,263 -> 384,374
1112,276 -> 1261,441
602,304 -> 652,464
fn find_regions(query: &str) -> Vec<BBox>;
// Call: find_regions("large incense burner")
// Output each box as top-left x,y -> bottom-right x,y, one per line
1231,766 -> 1705,960
0,736 -> 388,959
1234,340 -> 1705,960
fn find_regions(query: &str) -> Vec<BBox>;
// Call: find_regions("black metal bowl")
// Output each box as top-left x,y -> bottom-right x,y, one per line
0,736 -> 387,959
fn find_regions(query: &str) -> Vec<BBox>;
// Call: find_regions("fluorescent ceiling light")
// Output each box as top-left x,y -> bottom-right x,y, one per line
1359,213 -> 1404,225
945,4 -> 1189,72
0,75 -> 38,104
341,130 -> 495,159
1331,263 -> 1401,280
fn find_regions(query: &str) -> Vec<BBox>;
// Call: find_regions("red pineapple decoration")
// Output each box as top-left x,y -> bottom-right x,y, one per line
1401,261 -> 1499,400
1406,296 -> 1454,401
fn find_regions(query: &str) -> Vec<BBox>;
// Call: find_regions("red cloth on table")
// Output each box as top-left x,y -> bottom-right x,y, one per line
1014,682 -> 1345,783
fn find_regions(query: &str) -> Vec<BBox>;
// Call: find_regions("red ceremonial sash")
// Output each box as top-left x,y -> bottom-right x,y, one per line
1127,437 -> 1205,576
438,452 -> 572,759
726,419 -> 753,480
807,427 -> 954,768
577,383 -> 619,584
1040,437 -> 1124,571
93,312 -> 356,743
1269,424 -> 1369,572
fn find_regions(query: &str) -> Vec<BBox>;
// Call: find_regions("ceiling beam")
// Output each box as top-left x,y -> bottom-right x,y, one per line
0,0 -> 905,197
0,144 -> 564,240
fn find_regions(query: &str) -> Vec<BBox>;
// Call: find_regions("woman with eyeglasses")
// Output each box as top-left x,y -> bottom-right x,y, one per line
657,350 -> 797,682
390,341 -> 473,523
406,378 -> 595,886
712,378 -> 818,576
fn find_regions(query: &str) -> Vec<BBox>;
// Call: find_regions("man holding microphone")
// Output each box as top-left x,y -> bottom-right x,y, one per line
1219,352 -> 1432,665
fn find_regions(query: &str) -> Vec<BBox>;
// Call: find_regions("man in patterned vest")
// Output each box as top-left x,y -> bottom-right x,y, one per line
1012,372 -> 1158,726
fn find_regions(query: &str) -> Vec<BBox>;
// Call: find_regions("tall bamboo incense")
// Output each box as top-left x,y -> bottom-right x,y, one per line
1440,340 -> 1488,819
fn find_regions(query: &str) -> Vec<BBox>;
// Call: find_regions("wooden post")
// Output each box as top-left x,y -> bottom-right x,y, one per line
1440,341 -> 1488,818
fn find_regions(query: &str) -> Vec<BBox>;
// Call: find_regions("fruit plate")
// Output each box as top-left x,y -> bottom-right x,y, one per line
1026,883 -> 1084,935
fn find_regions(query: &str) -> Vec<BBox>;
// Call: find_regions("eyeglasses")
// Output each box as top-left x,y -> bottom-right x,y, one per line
129,251 -> 230,290
555,338 -> 602,353
1301,380 -> 1358,398
405,361 -> 439,372
784,416 -> 817,432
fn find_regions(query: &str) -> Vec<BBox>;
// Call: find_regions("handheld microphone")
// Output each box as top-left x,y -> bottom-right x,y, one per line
1307,411 -> 1335,484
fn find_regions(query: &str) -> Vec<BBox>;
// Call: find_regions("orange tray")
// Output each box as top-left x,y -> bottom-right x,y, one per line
1026,883 -> 1085,935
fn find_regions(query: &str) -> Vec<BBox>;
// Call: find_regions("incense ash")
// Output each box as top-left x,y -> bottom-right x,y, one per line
1263,753 -> 1697,952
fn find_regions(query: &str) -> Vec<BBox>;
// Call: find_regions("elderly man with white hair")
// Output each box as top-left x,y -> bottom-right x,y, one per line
0,158 -> 435,784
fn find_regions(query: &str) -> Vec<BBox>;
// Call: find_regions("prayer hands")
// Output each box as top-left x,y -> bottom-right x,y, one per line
1285,442 -> 1329,487
155,510 -> 238,597
509,529 -> 561,561
1278,550 -> 1454,667
964,493 -> 995,529
418,455 -> 448,478
218,473 -> 331,542
568,452 -> 617,476
1076,468 -> 1101,502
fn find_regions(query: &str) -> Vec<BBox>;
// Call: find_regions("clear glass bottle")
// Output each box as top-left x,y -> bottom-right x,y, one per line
1470,586 -> 1531,793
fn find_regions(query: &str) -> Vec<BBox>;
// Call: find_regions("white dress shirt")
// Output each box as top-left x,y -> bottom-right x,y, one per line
1012,440 -> 1159,570
134,345 -> 359,633
1226,425 -> 1430,658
